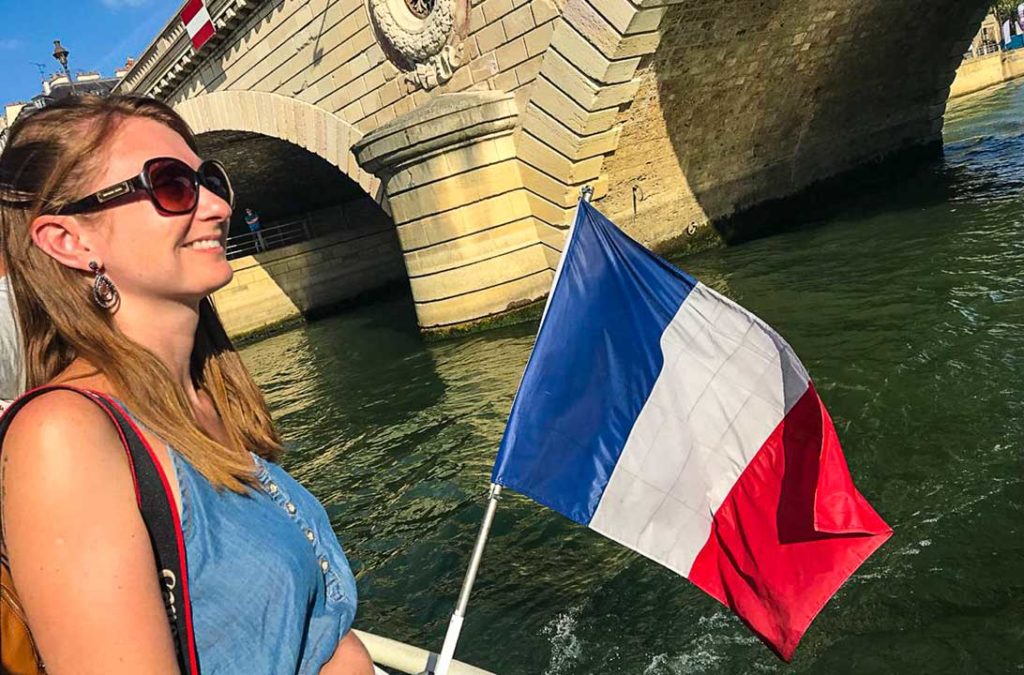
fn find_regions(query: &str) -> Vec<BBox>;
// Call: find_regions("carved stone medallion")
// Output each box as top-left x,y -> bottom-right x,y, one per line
368,0 -> 469,91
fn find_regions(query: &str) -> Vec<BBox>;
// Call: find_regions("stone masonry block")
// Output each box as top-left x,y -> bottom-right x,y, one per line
481,0 -> 515,25
525,186 -> 578,226
364,66 -> 385,92
493,133 -> 518,160
533,217 -> 570,255
409,244 -> 548,302
524,21 -> 556,58
520,161 -> 591,207
378,78 -> 402,107
476,21 -> 508,54
443,63 -> 475,92
324,118 -> 341,168
382,60 -> 400,80
550,22 -> 642,84
376,105 -> 397,127
529,76 -> 618,134
496,38 -> 529,72
492,69 -> 519,92
398,190 -> 532,247
589,0 -> 667,35
517,130 -> 606,182
361,88 -> 383,118
532,0 -> 560,25
502,4 -> 536,40
541,49 -> 641,110
366,43 -> 386,67
414,268 -> 551,328
388,159 -> 523,224
470,53 -> 501,83
515,54 -> 544,85
388,138 -> 507,194
470,5 -> 486,33
312,110 -> 328,157
403,217 -> 540,277
561,0 -> 661,59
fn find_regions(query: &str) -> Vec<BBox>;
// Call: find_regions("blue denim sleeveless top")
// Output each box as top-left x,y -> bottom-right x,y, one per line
167,445 -> 358,674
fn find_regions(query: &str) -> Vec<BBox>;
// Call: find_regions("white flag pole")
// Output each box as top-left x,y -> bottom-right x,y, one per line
433,483 -> 502,675
433,186 -> 594,675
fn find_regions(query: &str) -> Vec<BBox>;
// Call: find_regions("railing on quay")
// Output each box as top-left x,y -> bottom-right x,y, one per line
964,41 -> 1002,60
225,217 -> 313,260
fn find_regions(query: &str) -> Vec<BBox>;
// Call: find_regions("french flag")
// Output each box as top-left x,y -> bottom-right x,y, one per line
492,201 -> 892,660
181,0 -> 216,52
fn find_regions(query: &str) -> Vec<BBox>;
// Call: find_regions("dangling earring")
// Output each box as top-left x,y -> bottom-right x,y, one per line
88,261 -> 119,311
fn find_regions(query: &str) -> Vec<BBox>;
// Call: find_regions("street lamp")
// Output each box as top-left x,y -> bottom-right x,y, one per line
51,40 -> 76,94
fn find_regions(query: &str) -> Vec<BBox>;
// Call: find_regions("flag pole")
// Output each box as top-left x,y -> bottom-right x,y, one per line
433,185 -> 594,675
433,483 -> 502,675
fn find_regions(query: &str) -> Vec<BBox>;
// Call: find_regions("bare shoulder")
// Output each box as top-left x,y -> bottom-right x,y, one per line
1,390 -> 180,672
2,389 -> 129,506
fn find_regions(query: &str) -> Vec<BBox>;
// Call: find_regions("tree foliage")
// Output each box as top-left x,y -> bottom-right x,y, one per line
992,0 -> 1021,22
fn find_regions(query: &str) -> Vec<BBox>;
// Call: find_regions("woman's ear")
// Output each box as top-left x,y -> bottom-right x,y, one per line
29,214 -> 97,271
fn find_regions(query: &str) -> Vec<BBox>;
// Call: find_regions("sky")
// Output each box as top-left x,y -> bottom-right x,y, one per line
0,0 -> 183,105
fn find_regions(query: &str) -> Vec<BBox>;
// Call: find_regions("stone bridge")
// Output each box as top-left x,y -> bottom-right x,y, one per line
116,0 -> 990,332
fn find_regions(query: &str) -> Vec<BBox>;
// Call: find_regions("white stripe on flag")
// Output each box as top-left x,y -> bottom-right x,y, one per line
589,282 -> 810,575
185,4 -> 213,40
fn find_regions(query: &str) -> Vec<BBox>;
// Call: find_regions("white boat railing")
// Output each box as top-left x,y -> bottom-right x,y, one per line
353,629 -> 495,675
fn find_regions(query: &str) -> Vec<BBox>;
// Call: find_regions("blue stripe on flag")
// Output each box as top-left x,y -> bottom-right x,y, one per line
491,202 -> 697,525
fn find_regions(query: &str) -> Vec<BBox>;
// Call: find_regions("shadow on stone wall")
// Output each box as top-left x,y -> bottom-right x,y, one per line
255,196 -> 413,317
605,0 -> 991,247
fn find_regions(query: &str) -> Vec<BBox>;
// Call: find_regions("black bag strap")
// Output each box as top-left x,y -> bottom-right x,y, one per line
0,385 -> 201,675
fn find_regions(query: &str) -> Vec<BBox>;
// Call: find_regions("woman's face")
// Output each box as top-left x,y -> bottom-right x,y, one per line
80,116 -> 233,306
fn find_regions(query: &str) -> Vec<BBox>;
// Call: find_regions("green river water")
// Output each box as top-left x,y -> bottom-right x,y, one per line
239,82 -> 1024,674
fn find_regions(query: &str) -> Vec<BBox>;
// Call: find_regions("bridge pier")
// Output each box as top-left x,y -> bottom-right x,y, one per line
353,92 -> 552,331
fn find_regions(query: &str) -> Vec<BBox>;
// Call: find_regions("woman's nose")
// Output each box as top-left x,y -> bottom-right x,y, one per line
196,185 -> 232,221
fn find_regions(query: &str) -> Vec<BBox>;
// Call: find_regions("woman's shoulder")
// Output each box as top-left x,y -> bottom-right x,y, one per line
2,389 -> 130,493
5,388 -> 118,439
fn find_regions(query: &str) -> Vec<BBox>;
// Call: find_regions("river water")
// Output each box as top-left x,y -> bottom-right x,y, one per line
239,83 -> 1024,674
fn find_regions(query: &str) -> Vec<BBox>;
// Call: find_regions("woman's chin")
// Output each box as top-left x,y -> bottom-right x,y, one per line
209,267 -> 235,293
191,266 -> 235,298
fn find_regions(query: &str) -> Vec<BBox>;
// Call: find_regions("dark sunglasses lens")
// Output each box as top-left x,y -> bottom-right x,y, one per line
200,161 -> 233,207
148,159 -> 198,213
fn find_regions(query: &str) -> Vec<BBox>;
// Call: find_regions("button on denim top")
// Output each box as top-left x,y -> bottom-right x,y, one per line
169,445 -> 358,674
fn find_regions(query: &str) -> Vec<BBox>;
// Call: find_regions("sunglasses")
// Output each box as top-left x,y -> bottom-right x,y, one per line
56,157 -> 234,216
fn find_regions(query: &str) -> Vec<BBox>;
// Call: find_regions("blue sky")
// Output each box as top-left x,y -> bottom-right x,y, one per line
0,0 -> 183,104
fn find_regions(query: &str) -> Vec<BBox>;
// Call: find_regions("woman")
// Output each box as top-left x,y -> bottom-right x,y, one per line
0,95 -> 374,674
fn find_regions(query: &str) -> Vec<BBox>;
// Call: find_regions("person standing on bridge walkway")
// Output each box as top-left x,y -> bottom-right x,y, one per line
0,95 -> 374,675
244,206 -> 265,252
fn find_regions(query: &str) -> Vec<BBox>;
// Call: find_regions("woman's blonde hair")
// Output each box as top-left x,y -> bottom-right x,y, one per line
0,94 -> 282,491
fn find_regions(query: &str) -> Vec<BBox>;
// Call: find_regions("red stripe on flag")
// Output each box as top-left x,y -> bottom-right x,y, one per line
687,384 -> 892,661
190,20 -> 216,51
180,0 -> 204,24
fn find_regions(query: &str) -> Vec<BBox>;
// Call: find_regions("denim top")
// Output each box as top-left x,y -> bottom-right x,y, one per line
168,445 -> 358,674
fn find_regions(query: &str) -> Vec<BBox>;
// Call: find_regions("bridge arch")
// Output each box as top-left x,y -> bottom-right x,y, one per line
175,91 -> 412,338
173,90 -> 379,201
